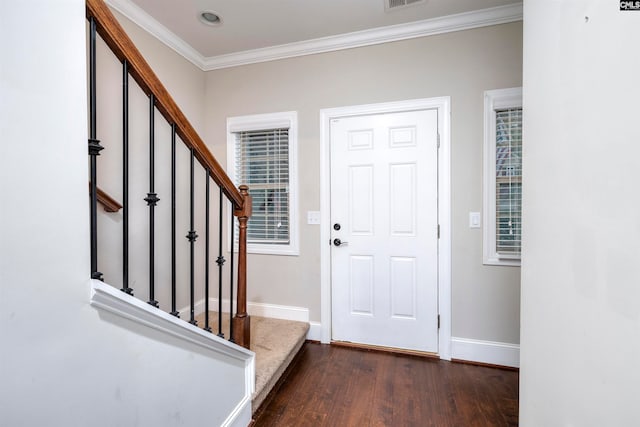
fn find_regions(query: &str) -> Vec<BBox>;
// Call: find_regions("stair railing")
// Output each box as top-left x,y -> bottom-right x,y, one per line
86,0 -> 251,348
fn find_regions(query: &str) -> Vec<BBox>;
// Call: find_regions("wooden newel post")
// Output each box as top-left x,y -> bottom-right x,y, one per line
232,185 -> 251,349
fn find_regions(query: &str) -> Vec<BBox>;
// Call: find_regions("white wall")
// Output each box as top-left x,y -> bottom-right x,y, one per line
0,2 -> 249,425
520,1 -> 640,425
204,23 -> 523,346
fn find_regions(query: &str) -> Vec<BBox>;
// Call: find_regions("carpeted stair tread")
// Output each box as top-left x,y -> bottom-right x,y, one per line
194,311 -> 309,413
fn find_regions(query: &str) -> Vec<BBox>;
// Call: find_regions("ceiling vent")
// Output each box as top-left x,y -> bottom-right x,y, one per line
385,0 -> 426,11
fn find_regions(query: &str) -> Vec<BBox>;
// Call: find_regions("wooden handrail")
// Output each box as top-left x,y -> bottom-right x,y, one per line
86,0 -> 243,209
90,183 -> 122,212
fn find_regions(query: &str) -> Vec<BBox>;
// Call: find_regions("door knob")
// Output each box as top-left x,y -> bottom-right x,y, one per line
333,238 -> 348,247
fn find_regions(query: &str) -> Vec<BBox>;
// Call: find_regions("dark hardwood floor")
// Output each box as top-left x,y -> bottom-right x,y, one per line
252,342 -> 518,427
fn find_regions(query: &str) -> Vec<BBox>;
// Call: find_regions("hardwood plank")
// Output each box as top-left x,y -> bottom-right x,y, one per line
253,342 -> 519,427
370,351 -> 395,426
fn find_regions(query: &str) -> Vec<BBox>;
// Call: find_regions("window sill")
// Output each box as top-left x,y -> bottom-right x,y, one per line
483,256 -> 521,267
247,245 -> 299,256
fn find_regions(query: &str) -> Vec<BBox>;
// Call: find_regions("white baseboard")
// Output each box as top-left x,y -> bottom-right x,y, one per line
178,299 -> 207,320
451,337 -> 519,368
307,322 -> 322,341
246,301 -> 309,322
181,299 -> 310,323
174,299 -> 518,368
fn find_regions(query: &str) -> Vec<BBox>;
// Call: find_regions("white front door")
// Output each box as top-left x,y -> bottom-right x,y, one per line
330,109 -> 439,353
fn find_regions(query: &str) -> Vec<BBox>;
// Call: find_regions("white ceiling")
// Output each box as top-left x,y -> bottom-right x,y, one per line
107,0 -> 522,70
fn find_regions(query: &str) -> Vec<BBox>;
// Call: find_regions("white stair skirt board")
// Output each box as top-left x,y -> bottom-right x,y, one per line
180,299 -> 310,323
89,280 -> 255,427
451,337 -> 520,368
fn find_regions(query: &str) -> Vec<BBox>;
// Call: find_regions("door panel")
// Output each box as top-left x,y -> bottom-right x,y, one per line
330,109 -> 439,352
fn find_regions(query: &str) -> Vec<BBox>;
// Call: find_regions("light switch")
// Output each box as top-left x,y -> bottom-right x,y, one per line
307,211 -> 321,225
469,212 -> 481,228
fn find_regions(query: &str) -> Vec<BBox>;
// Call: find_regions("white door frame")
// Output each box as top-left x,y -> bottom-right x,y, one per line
319,97 -> 452,360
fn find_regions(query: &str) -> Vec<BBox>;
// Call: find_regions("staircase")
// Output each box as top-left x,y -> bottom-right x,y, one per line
87,0 -> 309,421
195,312 -> 309,412
87,0 -> 251,347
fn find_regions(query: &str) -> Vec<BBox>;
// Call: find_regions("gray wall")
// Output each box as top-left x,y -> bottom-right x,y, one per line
114,10 -> 207,134
520,1 -> 640,425
96,11 -> 213,312
204,22 -> 523,344
107,9 -> 522,347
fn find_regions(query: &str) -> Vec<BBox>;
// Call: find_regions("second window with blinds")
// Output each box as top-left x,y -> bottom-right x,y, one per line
483,88 -> 522,266
227,111 -> 298,255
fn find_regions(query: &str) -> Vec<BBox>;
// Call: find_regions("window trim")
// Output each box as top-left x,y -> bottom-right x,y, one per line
483,87 -> 522,266
227,111 -> 299,256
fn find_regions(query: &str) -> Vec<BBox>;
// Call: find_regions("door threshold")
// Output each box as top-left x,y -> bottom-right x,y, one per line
331,340 -> 439,359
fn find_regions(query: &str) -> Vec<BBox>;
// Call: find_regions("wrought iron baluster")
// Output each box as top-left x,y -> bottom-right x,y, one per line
229,205 -> 235,342
204,172 -> 212,333
186,148 -> 198,325
217,188 -> 226,337
170,124 -> 179,317
88,16 -> 103,281
145,94 -> 159,307
121,59 -> 132,295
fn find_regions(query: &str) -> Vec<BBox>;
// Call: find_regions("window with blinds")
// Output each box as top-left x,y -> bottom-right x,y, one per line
495,108 -> 522,256
234,128 -> 290,244
227,111 -> 299,256
483,88 -> 522,266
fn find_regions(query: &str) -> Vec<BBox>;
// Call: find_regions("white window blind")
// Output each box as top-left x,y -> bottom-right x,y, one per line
483,87 -> 522,266
495,108 -> 522,256
234,128 -> 290,245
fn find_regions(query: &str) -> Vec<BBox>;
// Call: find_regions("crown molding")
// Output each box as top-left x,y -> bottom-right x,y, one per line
106,1 -> 522,72
202,3 -> 523,70
105,0 -> 207,70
